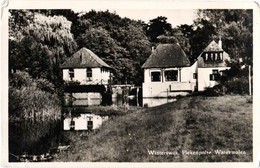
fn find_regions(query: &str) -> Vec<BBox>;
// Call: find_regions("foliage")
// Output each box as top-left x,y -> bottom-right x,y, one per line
173,9 -> 252,66
146,16 -> 173,42
196,65 -> 251,96
64,80 -> 81,86
9,9 -> 252,86
74,10 -> 151,85
157,35 -> 178,44
196,9 -> 253,65
9,71 -> 62,155
9,10 -> 78,86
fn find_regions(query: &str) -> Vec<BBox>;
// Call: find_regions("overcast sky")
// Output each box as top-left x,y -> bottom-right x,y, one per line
72,8 -> 197,28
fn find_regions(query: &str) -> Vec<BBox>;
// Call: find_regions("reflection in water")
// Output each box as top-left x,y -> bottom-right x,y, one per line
65,92 -> 177,108
142,98 -> 177,107
64,92 -> 140,107
66,99 -> 102,106
64,113 -> 108,131
63,90 -> 178,131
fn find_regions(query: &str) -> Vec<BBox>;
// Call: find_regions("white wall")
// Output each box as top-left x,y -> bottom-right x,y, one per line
197,67 -> 230,91
188,61 -> 198,84
63,68 -> 111,85
144,69 -> 151,83
142,82 -> 192,97
143,67 -> 196,97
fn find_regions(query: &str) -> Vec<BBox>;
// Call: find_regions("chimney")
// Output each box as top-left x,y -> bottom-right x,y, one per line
218,37 -> 222,49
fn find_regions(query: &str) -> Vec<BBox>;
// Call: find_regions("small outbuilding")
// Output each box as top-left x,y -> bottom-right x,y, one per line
61,47 -> 112,85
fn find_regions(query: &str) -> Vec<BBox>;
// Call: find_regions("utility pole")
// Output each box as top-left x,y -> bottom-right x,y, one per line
249,65 -> 252,96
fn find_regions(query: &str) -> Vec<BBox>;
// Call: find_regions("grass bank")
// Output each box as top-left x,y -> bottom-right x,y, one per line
54,95 -> 252,162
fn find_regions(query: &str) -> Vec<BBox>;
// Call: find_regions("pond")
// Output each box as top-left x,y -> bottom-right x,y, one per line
62,90 -> 177,131
63,113 -> 108,131
64,91 -> 176,108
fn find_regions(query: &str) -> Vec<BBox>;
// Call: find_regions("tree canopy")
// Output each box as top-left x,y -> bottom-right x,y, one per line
9,9 -> 253,87
9,10 -> 78,86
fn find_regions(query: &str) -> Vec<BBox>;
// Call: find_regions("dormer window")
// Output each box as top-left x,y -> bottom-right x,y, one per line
220,53 -> 223,61
69,68 -> 74,80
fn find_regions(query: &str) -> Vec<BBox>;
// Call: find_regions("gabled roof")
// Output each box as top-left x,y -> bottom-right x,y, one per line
197,40 -> 230,68
141,43 -> 190,69
203,40 -> 223,52
60,48 -> 112,69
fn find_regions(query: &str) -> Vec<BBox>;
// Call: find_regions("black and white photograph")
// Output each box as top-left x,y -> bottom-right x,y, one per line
1,0 -> 260,167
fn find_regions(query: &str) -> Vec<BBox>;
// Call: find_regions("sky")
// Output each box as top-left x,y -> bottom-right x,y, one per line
72,8 -> 198,28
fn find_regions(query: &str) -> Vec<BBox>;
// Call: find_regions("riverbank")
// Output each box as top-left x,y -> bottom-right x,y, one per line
53,95 -> 252,162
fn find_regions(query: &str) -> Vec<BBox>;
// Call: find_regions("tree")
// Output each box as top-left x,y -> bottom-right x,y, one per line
195,9 -> 253,66
172,9 -> 252,66
75,10 -> 152,85
173,24 -> 193,60
9,10 -> 78,86
146,16 -> 173,42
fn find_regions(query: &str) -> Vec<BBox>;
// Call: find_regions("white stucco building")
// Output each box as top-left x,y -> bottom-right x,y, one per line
142,39 -> 231,97
141,43 -> 196,98
196,40 -> 231,91
61,47 -> 112,85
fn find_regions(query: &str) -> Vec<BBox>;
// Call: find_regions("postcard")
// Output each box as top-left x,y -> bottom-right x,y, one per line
1,0 -> 260,167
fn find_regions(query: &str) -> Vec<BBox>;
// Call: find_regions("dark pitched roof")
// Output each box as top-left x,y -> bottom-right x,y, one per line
197,41 -> 230,68
60,48 -> 112,69
203,40 -> 223,52
141,43 -> 190,68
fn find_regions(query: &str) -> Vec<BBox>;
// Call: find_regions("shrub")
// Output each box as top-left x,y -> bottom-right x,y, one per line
64,80 -> 80,86
224,76 -> 249,95
9,71 -> 62,156
199,64 -> 251,96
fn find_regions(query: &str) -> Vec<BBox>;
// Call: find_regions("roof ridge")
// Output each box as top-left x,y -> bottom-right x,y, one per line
60,47 -> 111,69
141,43 -> 190,68
83,48 -> 111,68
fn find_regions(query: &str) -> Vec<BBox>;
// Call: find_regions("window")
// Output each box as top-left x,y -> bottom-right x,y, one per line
220,53 -> 223,61
87,120 -> 93,130
193,73 -> 197,79
70,120 -> 75,130
210,70 -> 220,81
69,68 -> 74,79
165,70 -> 178,81
86,68 -> 92,81
215,53 -> 218,60
151,71 -> 161,82
212,70 -> 218,74
205,53 -> 208,60
211,53 -> 214,60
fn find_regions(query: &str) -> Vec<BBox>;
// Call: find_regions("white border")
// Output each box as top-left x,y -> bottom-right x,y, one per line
1,0 -> 260,168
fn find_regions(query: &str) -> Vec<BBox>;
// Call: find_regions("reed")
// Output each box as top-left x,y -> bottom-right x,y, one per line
9,71 -> 62,158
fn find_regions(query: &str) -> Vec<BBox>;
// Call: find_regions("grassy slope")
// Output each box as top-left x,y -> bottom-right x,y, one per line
54,95 -> 252,162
